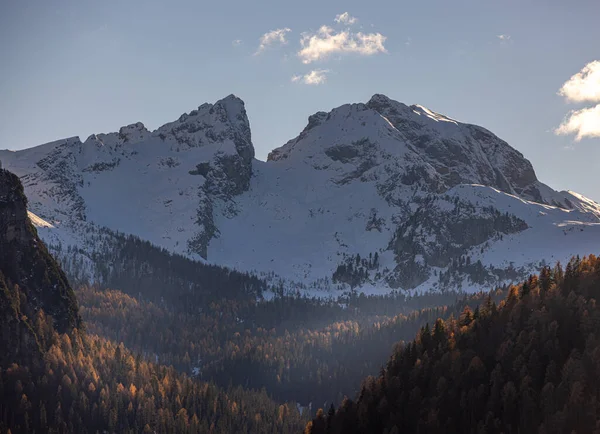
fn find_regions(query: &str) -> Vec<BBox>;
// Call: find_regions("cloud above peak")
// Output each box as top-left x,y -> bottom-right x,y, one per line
334,12 -> 357,25
298,25 -> 387,64
254,14 -> 385,86
255,28 -> 291,54
558,60 -> 600,103
291,69 -> 330,85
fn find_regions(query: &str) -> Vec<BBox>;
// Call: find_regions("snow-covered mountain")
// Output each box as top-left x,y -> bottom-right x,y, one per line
2,94 -> 600,294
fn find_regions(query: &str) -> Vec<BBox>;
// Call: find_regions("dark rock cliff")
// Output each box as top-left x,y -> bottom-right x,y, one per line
0,168 -> 81,365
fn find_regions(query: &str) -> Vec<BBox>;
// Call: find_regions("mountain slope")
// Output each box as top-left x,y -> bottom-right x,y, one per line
306,255 -> 600,434
1,95 -> 599,294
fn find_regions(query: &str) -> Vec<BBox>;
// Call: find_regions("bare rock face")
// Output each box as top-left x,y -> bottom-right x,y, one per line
366,94 -> 543,200
156,94 -> 254,197
387,194 -> 528,289
0,170 -> 30,243
0,169 -> 81,365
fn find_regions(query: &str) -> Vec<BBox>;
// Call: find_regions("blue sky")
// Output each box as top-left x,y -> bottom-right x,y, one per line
1,0 -> 600,200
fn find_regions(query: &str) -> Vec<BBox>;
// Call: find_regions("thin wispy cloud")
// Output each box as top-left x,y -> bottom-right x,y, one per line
334,12 -> 358,25
555,104 -> 600,141
232,39 -> 243,47
255,28 -> 291,54
558,60 -> 600,103
497,34 -> 511,41
291,69 -> 330,85
298,25 -> 387,64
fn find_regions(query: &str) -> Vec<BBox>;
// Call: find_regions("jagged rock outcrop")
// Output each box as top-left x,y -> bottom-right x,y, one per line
0,169 -> 81,365
387,194 -> 529,289
156,94 -> 254,196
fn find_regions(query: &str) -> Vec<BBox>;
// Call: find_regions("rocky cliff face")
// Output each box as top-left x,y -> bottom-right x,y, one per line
365,94 -> 542,198
0,169 -> 81,365
268,94 -> 555,206
156,94 -> 254,196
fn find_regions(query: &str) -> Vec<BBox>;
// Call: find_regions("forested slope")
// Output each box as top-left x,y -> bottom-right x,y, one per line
307,255 -> 600,434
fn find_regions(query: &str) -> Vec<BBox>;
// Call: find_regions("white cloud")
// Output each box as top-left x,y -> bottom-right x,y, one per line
255,28 -> 291,54
291,69 -> 330,85
232,39 -> 242,47
334,12 -> 358,25
555,104 -> 600,141
497,34 -> 511,41
558,60 -> 600,103
298,25 -> 387,64
554,61 -> 600,141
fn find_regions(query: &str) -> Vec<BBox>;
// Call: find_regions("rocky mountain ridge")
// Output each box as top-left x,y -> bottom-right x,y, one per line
1,94 -> 599,295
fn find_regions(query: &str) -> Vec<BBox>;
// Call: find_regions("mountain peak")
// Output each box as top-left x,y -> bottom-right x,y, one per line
367,93 -> 395,107
366,93 -> 412,115
155,95 -> 253,158
266,94 -> 550,203
211,94 -> 247,124
217,93 -> 244,105
119,121 -> 149,138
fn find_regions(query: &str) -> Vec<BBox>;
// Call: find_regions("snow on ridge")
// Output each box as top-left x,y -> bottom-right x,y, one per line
28,210 -> 54,228
411,104 -> 459,125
